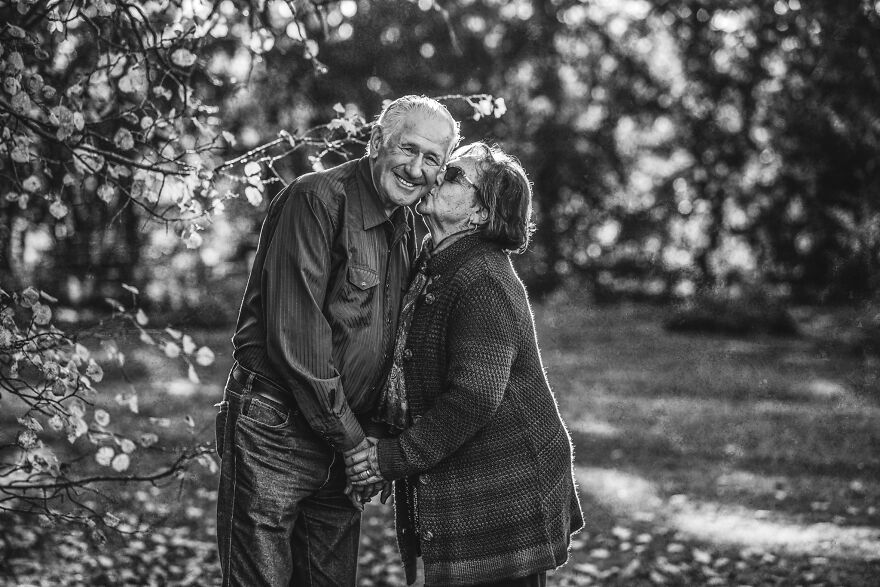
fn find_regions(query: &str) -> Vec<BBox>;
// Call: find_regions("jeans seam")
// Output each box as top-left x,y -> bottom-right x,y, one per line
222,384 -> 246,586
318,451 -> 336,490
303,509 -> 314,586
223,432 -> 238,585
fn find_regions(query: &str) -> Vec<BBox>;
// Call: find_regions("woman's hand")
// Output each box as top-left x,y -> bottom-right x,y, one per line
344,479 -> 393,506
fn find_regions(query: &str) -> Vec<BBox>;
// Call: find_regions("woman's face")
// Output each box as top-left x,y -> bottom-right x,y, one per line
416,155 -> 483,237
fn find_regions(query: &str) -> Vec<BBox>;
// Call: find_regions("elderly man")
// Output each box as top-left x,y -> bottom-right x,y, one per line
216,95 -> 460,586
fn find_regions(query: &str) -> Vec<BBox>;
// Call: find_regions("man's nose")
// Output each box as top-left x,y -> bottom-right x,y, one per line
405,152 -> 425,176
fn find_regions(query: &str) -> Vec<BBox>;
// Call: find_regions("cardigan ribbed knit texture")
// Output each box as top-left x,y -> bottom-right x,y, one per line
376,235 -> 584,586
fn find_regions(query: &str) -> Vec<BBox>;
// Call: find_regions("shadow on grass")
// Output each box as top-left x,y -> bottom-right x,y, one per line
534,302 -> 880,585
3,303 -> 879,585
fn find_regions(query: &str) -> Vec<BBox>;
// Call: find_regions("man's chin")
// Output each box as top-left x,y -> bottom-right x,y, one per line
390,189 -> 427,208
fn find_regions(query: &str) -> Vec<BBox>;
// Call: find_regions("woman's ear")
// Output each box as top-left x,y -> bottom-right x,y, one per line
470,207 -> 489,227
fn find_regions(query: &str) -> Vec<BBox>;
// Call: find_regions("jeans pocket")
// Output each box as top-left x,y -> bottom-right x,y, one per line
215,400 -> 229,458
240,395 -> 290,429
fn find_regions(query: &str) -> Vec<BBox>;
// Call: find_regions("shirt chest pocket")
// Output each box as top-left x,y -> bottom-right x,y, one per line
348,264 -> 380,291
335,263 -> 380,329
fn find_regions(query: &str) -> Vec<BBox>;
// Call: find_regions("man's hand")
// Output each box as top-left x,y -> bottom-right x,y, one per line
342,437 -> 371,466
344,436 -> 383,486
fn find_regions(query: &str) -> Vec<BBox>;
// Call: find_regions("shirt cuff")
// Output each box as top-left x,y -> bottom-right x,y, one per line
336,408 -> 366,452
302,376 -> 365,451
376,438 -> 408,480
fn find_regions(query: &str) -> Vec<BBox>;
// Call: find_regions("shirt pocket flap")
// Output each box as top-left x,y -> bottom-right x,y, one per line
348,265 -> 379,290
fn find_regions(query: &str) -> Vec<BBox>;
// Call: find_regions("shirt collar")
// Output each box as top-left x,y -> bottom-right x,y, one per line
391,206 -> 413,238
356,156 -> 390,230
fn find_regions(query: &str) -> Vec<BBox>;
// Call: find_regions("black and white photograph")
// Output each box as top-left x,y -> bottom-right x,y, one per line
1,0 -> 879,585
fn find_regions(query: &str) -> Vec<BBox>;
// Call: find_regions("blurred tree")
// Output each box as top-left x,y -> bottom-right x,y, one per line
618,0 -> 880,302
0,0 -> 368,303
753,1 -> 880,301
606,0 -> 880,302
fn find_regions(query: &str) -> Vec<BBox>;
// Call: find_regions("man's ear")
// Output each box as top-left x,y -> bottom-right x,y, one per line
435,164 -> 447,186
369,126 -> 383,158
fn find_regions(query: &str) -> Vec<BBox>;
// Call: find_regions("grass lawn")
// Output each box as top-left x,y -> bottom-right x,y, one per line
1,301 -> 879,585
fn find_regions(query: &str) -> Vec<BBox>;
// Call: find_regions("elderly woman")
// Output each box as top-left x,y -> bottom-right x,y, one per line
346,142 -> 583,586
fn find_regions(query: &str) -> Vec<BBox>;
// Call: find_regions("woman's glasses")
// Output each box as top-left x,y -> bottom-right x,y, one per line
444,165 -> 476,189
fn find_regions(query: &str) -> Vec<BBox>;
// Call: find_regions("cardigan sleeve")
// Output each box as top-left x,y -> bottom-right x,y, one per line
377,272 -> 518,479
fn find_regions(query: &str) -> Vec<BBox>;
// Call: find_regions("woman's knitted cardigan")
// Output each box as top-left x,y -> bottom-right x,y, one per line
376,234 -> 584,586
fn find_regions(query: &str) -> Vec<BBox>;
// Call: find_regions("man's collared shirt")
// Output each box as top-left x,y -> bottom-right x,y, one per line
232,156 -> 416,451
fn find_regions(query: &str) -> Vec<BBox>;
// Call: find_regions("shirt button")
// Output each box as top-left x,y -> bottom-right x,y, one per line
413,415 -> 423,424
425,293 -> 435,305
422,530 -> 434,541
403,348 -> 412,359
419,475 -> 428,485
361,281 -> 367,287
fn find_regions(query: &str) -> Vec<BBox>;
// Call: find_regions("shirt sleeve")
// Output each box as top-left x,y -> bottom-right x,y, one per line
376,274 -> 517,478
263,187 -> 365,451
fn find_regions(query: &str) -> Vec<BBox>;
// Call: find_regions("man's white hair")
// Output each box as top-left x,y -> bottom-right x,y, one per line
367,95 -> 461,157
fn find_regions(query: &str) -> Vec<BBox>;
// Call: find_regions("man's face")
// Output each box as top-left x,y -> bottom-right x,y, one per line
369,113 -> 454,213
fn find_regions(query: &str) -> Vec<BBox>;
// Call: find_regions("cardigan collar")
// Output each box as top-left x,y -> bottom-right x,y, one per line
423,233 -> 492,277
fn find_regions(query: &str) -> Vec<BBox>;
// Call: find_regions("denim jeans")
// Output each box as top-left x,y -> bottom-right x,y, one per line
215,367 -> 361,586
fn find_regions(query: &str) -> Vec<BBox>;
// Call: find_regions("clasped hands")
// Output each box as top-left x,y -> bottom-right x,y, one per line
342,437 -> 390,509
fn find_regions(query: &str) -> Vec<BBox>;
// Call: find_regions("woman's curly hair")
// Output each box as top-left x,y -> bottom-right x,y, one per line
459,142 -> 536,255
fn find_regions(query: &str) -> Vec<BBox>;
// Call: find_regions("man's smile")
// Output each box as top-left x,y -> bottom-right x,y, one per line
394,172 -> 419,189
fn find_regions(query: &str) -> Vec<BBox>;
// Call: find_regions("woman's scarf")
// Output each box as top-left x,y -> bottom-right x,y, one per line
376,251 -> 429,431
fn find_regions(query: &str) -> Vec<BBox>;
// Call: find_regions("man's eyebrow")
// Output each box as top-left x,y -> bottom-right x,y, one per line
425,144 -> 445,157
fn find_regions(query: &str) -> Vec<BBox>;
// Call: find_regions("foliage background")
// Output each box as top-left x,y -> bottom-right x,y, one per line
4,0 -> 880,308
